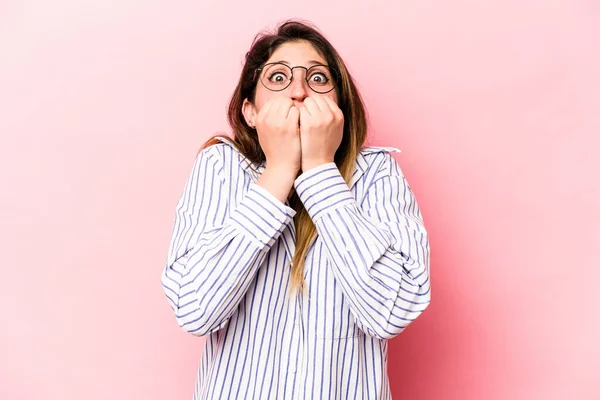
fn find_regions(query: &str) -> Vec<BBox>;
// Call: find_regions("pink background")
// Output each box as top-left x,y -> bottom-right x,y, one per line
1,1 -> 599,399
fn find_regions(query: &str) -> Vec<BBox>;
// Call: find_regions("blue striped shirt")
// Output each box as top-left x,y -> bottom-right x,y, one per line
161,136 -> 431,399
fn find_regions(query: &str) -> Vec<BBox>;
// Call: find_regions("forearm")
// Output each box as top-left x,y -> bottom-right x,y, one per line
256,165 -> 298,203
315,202 -> 430,339
162,181 -> 296,336
294,161 -> 431,339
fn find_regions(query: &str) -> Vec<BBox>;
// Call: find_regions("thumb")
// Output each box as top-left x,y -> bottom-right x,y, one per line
288,106 -> 299,127
298,105 -> 308,121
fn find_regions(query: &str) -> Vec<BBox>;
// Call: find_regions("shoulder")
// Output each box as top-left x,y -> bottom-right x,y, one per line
358,145 -> 404,178
197,135 -> 237,160
195,135 -> 255,182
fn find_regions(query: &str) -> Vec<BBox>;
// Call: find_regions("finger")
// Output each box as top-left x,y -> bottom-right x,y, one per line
285,104 -> 297,120
303,96 -> 320,115
287,106 -> 300,127
256,99 -> 274,124
311,95 -> 329,113
313,96 -> 336,122
322,96 -> 344,119
268,97 -> 284,121
278,97 -> 294,119
312,96 -> 337,124
270,97 -> 289,124
298,105 -> 310,126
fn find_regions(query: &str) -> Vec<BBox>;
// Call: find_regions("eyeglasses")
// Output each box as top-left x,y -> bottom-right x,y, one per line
255,62 -> 339,94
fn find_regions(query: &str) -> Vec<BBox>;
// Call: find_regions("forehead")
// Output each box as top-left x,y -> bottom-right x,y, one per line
266,40 -> 327,64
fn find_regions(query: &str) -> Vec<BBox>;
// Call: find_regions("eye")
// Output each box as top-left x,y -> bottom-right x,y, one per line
309,72 -> 329,84
267,71 -> 289,83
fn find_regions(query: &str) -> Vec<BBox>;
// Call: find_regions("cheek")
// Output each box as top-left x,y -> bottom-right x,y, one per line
253,88 -> 279,113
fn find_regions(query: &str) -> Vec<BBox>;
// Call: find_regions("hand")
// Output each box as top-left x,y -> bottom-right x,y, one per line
298,96 -> 344,172
254,97 -> 301,174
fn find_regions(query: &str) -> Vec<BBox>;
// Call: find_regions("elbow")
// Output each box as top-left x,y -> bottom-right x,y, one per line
174,304 -> 218,337
175,313 -> 209,337
176,312 -> 225,337
373,290 -> 432,340
162,268 -> 225,337
359,320 -> 406,340
369,328 -> 400,341
363,323 -> 406,340
174,300 -> 230,337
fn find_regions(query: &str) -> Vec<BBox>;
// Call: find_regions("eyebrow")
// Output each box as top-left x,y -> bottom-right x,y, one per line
272,60 -> 326,66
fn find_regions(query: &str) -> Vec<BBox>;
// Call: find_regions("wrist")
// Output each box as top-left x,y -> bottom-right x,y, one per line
302,159 -> 334,172
263,164 -> 299,180
256,166 -> 298,204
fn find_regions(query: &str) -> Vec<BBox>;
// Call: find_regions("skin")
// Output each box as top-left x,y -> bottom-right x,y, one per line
242,40 -> 345,203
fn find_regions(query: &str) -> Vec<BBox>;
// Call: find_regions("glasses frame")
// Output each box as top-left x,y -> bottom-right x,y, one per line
254,62 -> 340,94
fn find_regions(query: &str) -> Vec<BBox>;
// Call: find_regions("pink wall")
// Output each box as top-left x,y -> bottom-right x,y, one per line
1,1 -> 598,399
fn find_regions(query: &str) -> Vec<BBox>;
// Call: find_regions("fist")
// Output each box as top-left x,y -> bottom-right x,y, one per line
254,97 -> 302,173
298,96 -> 344,172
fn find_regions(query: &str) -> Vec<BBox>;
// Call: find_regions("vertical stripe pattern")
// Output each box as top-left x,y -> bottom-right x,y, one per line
161,136 -> 431,399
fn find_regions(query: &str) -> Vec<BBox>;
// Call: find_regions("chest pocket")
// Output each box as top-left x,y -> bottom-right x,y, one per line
306,241 -> 361,340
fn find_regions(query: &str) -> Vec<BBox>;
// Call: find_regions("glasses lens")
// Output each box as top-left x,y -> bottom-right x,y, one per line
306,65 -> 338,93
260,63 -> 292,91
260,63 -> 339,93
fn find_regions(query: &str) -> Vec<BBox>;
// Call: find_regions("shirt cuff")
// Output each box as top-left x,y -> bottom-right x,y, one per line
293,162 -> 354,222
229,182 -> 296,251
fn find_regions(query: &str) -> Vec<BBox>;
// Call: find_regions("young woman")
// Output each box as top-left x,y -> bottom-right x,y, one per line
161,19 -> 431,400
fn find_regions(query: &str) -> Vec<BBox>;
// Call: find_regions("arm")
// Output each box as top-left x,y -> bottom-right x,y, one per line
161,147 -> 296,336
294,152 -> 430,340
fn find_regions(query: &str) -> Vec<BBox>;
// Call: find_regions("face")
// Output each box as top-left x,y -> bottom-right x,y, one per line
243,40 -> 339,124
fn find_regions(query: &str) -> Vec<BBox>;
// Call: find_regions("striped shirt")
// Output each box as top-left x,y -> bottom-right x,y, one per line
161,136 -> 431,399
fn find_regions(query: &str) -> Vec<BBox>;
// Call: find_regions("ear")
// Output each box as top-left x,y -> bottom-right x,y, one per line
242,98 -> 258,128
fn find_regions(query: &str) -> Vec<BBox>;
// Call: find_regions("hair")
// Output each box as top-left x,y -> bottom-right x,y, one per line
199,19 -> 369,297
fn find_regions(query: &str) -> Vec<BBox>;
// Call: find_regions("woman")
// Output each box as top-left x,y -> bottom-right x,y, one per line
161,19 -> 431,400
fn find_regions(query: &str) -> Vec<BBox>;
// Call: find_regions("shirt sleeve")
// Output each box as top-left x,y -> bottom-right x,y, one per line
161,146 -> 296,336
293,153 -> 430,340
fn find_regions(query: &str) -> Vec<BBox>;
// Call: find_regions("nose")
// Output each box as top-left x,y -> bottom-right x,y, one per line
288,69 -> 309,102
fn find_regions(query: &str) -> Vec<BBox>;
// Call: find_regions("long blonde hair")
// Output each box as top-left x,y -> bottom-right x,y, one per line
199,20 -> 369,296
